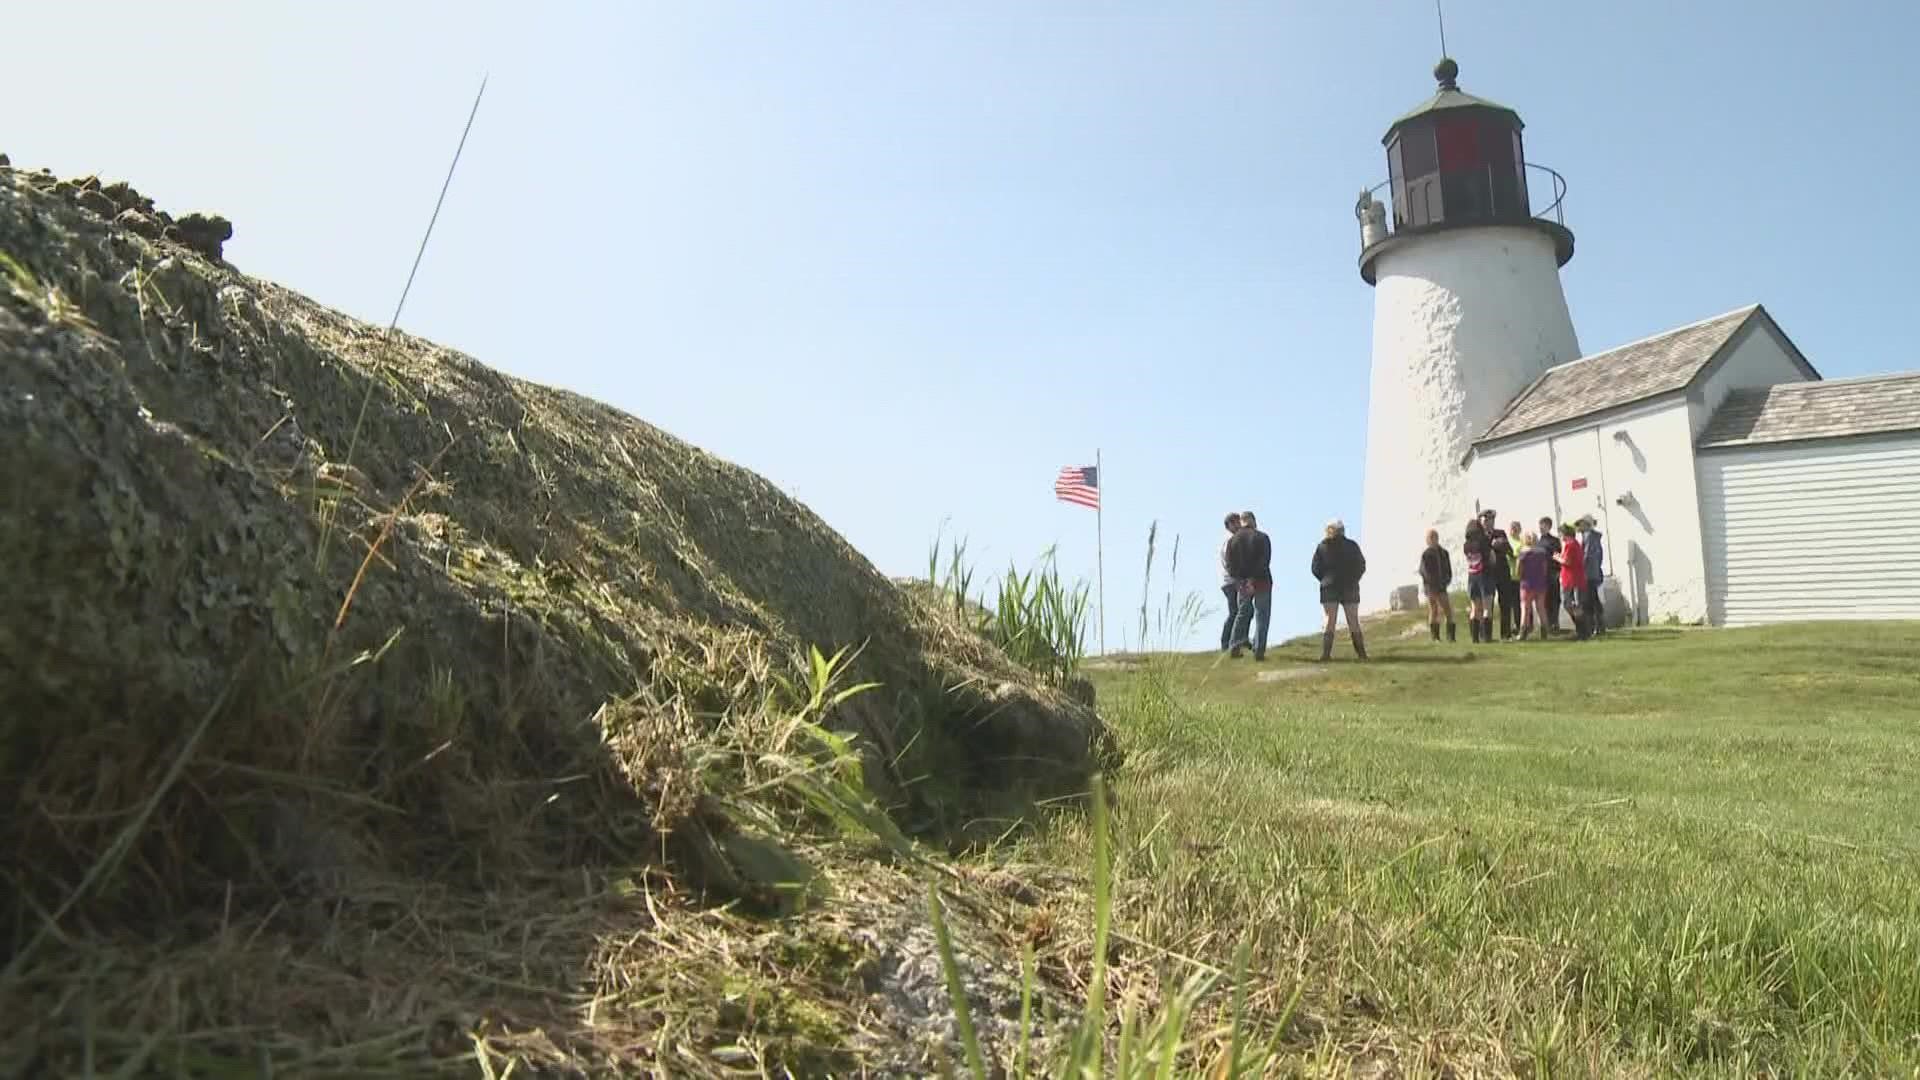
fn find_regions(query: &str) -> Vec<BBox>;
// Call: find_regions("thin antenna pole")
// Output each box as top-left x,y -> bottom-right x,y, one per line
317,74 -> 488,570
1436,0 -> 1449,56
1095,448 -> 1106,657
391,74 -> 488,332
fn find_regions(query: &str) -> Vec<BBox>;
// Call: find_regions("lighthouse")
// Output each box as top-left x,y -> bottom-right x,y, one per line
1355,58 -> 1579,608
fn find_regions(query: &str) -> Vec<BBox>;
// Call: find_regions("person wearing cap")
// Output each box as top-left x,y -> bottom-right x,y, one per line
1311,518 -> 1368,661
1554,522 -> 1589,640
1481,509 -> 1517,640
1579,515 -> 1607,636
1537,515 -> 1563,634
1218,512 -> 1243,652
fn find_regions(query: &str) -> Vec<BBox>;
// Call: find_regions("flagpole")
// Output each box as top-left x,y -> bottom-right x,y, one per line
1096,448 -> 1106,656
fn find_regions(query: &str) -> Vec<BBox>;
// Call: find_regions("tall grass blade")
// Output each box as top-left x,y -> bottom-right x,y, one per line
929,884 -> 989,1080
1226,937 -> 1253,1079
1017,941 -> 1034,1078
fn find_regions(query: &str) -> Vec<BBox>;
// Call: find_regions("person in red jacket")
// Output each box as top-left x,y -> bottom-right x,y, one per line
1553,522 -> 1589,640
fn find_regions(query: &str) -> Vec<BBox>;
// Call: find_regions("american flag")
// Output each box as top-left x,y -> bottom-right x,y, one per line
1054,464 -> 1099,510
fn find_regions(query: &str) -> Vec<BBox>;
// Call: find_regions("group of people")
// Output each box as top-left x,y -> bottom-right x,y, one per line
1215,507 -> 1609,663
1420,509 -> 1607,643
1218,511 -> 1371,662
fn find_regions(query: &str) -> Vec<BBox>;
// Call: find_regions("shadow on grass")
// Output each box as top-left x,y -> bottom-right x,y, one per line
1366,651 -> 1479,665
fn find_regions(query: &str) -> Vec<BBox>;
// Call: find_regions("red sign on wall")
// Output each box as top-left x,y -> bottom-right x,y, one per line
1571,477 -> 1589,491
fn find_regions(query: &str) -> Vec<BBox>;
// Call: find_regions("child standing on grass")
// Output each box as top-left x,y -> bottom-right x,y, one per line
1518,532 -> 1550,640
1418,528 -> 1456,642
1537,516 -> 1563,633
1555,522 -> 1589,641
1462,518 -> 1493,644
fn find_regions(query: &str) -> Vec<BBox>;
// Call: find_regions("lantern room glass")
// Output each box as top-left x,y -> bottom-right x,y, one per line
1385,113 -> 1533,230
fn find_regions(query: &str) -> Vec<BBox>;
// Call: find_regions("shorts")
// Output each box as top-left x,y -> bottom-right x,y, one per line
1319,583 -> 1359,606
1467,575 -> 1493,602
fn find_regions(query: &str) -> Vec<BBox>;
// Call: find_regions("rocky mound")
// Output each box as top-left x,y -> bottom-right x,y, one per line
0,162 -> 1106,1074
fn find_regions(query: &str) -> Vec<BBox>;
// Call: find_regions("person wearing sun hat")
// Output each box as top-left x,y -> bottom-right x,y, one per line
1578,514 -> 1607,635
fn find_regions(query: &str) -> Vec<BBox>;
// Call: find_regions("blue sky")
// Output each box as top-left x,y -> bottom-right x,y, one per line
12,1 -> 1917,650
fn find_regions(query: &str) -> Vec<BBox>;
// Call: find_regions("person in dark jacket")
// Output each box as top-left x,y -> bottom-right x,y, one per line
1579,515 -> 1607,636
1462,518 -> 1494,644
1418,528 -> 1456,642
1481,509 -> 1517,640
1225,510 -> 1273,660
1312,518 -> 1368,661
1537,515 -> 1562,633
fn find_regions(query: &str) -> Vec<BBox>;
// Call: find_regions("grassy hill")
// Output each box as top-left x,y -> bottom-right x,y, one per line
1010,620 -> 1920,1075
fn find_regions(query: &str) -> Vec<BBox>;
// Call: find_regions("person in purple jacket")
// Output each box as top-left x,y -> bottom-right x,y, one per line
1518,531 -> 1552,641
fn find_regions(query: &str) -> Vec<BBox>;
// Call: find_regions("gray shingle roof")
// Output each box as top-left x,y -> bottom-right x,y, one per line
1475,305 -> 1761,446
1388,86 -> 1522,133
1698,371 -> 1920,449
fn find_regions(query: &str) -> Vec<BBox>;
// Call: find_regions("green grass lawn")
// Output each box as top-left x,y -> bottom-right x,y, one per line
1015,620 -> 1920,1076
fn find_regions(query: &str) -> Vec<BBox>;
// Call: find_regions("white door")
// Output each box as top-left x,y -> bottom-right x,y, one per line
1700,435 -> 1920,624
1548,428 -> 1612,538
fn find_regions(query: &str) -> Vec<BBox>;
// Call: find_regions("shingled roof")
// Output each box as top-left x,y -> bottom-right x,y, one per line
1474,305 -> 1764,447
1698,371 -> 1920,449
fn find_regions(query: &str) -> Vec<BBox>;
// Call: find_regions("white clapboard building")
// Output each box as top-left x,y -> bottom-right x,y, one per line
1357,59 -> 1920,626
1464,305 -> 1920,625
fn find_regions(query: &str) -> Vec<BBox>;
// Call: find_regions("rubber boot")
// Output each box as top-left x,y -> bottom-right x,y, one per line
1470,619 -> 1482,644
1445,621 -> 1457,643
1319,630 -> 1335,662
1352,629 -> 1368,661
1429,622 -> 1440,642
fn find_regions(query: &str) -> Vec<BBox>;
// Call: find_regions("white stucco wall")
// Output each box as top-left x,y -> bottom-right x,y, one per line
1360,226 -> 1579,607
1467,396 -> 1712,624
1687,321 -> 1815,439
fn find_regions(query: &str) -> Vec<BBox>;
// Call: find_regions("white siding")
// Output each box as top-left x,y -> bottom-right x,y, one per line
1688,321 -> 1815,440
1700,434 -> 1920,624
1361,226 -> 1580,607
1468,397 -> 1713,624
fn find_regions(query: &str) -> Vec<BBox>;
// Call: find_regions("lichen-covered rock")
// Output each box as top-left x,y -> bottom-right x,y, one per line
0,164 -> 1104,910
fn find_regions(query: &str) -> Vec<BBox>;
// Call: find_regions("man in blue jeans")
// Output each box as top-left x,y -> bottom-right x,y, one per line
1218,512 -> 1243,651
1226,510 -> 1274,660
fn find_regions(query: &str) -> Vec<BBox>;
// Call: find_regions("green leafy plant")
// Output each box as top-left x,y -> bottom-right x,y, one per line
926,534 -> 1091,687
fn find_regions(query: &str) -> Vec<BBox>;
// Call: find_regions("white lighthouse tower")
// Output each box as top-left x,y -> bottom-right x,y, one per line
1356,57 -> 1579,607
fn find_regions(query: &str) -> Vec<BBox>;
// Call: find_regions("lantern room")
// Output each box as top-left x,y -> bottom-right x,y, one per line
1357,58 -> 1573,283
